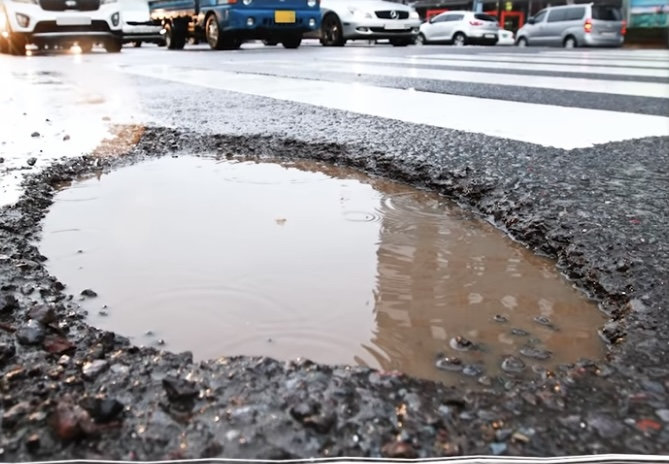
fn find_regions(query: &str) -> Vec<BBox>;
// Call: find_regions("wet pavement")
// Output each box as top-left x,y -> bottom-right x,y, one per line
0,44 -> 669,459
39,156 -> 604,385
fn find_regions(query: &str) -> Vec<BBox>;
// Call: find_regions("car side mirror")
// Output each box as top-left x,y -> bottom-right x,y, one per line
527,17 -> 535,24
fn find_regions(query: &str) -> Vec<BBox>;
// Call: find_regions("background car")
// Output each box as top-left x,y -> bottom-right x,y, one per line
302,0 -> 422,47
515,3 -> 625,48
416,10 -> 499,46
497,27 -> 514,45
121,0 -> 164,47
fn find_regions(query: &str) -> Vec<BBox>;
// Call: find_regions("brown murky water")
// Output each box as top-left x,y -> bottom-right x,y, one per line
39,156 -> 606,385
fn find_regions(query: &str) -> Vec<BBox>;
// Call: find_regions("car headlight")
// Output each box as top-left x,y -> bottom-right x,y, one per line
409,11 -> 419,19
307,0 -> 317,7
348,8 -> 371,19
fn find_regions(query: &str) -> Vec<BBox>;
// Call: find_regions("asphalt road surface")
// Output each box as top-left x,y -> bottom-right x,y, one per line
1,42 -> 669,460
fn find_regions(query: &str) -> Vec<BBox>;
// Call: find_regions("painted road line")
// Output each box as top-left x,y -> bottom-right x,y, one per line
409,53 -> 669,69
538,50 -> 669,61
286,61 -> 669,98
320,56 -> 669,78
117,65 -> 669,150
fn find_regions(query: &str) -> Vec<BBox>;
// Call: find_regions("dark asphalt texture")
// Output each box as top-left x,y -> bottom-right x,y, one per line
1,43 -> 669,460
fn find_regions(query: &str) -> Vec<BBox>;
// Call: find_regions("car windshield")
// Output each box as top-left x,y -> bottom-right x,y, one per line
591,6 -> 622,21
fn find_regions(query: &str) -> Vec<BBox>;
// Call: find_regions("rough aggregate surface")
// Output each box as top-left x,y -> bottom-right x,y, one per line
0,125 -> 668,460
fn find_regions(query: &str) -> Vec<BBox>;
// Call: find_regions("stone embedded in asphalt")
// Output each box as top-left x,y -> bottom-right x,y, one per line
30,132 -> 40,138
27,158 -> 37,166
25,433 -> 41,452
82,397 -> 125,424
50,400 -> 98,441
2,401 -> 31,429
44,336 -> 75,355
655,409 -> 669,423
80,289 -> 98,298
15,320 -> 45,345
162,376 -> 199,402
587,413 -> 625,439
27,304 -> 57,324
0,342 -> 16,363
82,360 -> 109,380
0,294 -> 19,313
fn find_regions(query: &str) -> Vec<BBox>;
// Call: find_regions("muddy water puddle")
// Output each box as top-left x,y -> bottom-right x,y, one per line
39,156 -> 606,386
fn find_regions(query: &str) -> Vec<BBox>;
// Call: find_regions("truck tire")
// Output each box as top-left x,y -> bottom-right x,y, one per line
164,22 -> 186,50
281,35 -> 302,49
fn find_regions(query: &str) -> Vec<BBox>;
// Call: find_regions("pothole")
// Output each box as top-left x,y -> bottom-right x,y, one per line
38,155 -> 606,386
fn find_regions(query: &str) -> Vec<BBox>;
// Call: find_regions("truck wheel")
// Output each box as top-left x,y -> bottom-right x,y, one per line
281,35 -> 302,49
164,22 -> 186,50
320,14 -> 346,46
104,38 -> 123,53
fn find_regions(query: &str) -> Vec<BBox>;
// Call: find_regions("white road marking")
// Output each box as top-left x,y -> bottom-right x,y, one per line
319,56 -> 669,78
409,53 -> 669,69
278,60 -> 669,98
117,65 -> 669,150
537,50 -> 669,61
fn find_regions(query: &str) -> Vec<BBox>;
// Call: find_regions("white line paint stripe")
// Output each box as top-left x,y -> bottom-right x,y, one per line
409,53 -> 669,69
320,56 -> 669,78
118,65 -> 669,150
538,50 -> 669,61
289,61 -> 669,98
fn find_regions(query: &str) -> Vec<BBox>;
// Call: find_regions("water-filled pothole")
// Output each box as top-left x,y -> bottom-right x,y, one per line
39,156 -> 606,386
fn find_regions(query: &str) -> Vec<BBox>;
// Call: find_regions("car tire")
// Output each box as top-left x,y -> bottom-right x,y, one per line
563,35 -> 577,48
415,33 -> 428,45
133,41 -> 142,48
390,37 -> 413,47
0,37 -> 8,54
516,37 -> 528,47
104,38 -> 123,53
79,41 -> 94,53
452,32 -> 467,46
320,13 -> 346,47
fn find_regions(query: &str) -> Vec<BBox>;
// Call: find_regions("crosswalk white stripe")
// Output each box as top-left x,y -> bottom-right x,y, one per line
278,61 -> 669,98
409,53 -> 669,69
319,56 -> 669,78
117,64 -> 669,150
536,50 -> 669,61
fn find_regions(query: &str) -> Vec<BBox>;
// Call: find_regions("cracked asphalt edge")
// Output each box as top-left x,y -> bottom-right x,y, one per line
0,124 -> 668,460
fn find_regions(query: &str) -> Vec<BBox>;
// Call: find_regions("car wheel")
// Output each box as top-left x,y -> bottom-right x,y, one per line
516,37 -> 528,47
320,14 -> 346,46
104,38 -> 122,53
563,35 -> 577,48
8,34 -> 27,56
133,41 -> 142,48
415,33 -> 428,45
452,32 -> 466,46
79,41 -> 93,53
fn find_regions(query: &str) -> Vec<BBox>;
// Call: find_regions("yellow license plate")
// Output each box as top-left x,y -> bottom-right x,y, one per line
275,10 -> 296,23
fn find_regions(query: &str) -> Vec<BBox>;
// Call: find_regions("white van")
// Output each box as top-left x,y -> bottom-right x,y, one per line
120,0 -> 163,47
0,0 -> 123,54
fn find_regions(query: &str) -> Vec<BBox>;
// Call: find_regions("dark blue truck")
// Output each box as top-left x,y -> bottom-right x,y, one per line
148,0 -> 321,50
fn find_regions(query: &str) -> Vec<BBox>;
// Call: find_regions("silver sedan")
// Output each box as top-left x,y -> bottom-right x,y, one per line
305,0 -> 422,46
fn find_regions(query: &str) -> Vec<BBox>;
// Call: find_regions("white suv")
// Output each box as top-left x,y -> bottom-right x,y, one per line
417,10 -> 499,46
0,0 -> 122,55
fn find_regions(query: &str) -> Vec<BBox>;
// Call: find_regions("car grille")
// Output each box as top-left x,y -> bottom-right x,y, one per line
375,10 -> 410,19
33,20 -> 110,33
39,0 -> 100,12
